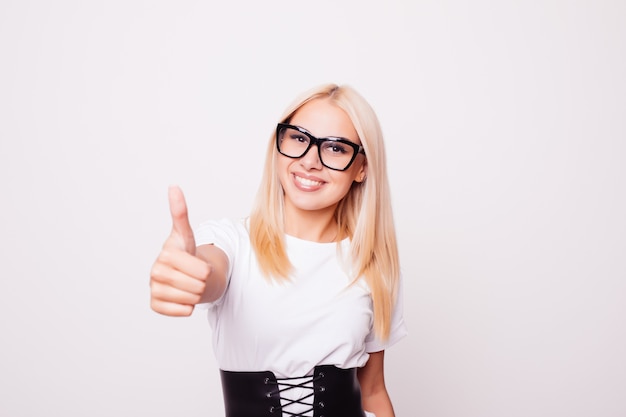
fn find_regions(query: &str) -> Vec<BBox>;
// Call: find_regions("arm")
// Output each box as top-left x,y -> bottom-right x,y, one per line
357,350 -> 396,417
195,243 -> 229,304
150,186 -> 228,316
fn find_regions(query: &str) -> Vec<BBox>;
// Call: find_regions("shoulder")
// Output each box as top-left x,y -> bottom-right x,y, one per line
195,217 -> 250,246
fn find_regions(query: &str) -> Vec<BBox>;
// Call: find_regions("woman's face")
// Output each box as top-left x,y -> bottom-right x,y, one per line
277,98 -> 367,216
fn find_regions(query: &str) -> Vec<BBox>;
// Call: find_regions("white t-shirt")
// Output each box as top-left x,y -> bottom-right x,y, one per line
196,218 -> 407,416
196,217 -> 407,376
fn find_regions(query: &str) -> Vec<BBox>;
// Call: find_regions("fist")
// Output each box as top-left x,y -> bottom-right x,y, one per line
149,186 -> 211,316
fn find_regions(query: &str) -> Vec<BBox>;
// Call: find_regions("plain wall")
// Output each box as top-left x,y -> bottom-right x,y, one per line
1,1 -> 625,416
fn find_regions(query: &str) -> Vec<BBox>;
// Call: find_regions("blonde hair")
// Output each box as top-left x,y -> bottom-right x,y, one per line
249,84 -> 400,340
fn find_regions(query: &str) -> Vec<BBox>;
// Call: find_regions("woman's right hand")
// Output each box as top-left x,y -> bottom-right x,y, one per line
149,186 -> 211,316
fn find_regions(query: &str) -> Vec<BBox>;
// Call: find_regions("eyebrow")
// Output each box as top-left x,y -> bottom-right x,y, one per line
290,124 -> 359,145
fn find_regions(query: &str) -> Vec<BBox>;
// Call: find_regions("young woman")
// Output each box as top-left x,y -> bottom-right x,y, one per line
150,84 -> 407,417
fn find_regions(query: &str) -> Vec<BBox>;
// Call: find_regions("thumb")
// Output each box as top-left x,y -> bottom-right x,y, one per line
168,185 -> 196,254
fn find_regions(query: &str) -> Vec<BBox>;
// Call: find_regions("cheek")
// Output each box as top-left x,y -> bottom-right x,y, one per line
330,173 -> 358,195
338,164 -> 362,186
276,157 -> 290,180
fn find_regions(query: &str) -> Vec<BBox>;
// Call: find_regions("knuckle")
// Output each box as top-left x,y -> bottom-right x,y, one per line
158,248 -> 172,263
150,263 -> 164,279
151,282 -> 176,301
150,284 -> 164,299
150,264 -> 177,287
150,298 -> 164,313
188,294 -> 202,305
160,273 -> 176,287
196,280 -> 207,295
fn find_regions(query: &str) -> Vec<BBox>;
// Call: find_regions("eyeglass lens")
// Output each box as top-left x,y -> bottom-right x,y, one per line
277,126 -> 357,170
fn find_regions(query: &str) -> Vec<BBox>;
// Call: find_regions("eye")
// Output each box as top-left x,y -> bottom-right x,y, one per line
323,142 -> 349,154
289,133 -> 309,144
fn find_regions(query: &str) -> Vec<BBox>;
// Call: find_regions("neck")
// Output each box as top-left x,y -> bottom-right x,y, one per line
283,203 -> 339,243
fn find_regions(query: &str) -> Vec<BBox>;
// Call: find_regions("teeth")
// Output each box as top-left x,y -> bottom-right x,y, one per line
295,175 -> 323,187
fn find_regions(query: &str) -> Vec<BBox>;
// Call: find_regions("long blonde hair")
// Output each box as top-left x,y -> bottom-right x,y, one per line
249,84 -> 400,340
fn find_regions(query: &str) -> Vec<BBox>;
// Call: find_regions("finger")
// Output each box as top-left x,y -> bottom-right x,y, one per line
150,260 -> 208,294
150,298 -> 194,317
150,281 -> 203,305
155,246 -> 212,282
168,185 -> 196,253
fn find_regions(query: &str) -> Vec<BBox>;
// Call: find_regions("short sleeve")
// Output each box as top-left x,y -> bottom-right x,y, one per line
364,273 -> 408,352
194,218 -> 243,308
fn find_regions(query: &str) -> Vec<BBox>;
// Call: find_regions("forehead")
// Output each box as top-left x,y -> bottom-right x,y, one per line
290,99 -> 359,142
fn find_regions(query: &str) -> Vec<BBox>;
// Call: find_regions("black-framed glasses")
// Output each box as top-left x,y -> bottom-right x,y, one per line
276,123 -> 365,171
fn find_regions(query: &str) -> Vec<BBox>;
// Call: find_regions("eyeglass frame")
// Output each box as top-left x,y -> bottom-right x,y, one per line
276,123 -> 366,171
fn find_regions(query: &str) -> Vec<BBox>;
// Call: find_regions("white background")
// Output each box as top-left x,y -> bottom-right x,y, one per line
1,1 -> 625,416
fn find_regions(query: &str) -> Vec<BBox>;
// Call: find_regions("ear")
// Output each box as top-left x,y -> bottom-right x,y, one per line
354,160 -> 368,183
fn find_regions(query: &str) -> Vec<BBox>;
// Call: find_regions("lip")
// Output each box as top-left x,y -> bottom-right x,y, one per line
291,172 -> 326,192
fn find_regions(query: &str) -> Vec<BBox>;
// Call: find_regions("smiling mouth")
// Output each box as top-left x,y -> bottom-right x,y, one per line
294,174 -> 324,187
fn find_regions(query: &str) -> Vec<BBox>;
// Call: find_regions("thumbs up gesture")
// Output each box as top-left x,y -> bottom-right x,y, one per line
150,186 -> 211,316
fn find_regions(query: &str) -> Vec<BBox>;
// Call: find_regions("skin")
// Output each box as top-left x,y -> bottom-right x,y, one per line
149,99 -> 394,416
278,98 -> 367,242
358,351 -> 396,417
149,186 -> 229,317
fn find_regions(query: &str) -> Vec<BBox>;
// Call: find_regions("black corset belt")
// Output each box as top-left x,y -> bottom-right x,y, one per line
220,365 -> 366,417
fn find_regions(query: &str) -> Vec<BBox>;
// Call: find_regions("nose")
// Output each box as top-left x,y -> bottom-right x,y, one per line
299,143 -> 323,170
